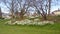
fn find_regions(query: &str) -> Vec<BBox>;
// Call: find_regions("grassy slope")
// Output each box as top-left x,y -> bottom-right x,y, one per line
0,19 -> 60,34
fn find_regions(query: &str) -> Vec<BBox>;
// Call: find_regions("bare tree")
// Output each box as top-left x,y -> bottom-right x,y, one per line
17,0 -> 50,20
48,0 -> 51,15
31,0 -> 52,20
17,0 -> 29,20
2,0 -> 19,22
2,0 -> 52,20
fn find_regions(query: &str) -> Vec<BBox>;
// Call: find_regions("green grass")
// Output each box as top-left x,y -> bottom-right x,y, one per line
0,19 -> 60,34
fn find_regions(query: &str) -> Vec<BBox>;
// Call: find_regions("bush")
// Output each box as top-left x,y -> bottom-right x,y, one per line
0,17 -> 4,19
57,15 -> 60,17
5,19 -> 54,26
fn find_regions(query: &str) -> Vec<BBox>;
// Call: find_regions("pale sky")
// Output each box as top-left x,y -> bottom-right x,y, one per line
51,0 -> 60,12
0,2 -> 9,13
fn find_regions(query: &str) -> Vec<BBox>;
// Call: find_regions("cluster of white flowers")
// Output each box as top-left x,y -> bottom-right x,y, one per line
5,19 -> 54,25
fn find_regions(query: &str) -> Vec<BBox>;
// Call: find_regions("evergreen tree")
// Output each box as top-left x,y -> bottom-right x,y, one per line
0,7 -> 2,18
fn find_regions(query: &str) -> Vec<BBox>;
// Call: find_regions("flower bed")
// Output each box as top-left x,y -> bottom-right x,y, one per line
5,19 -> 54,25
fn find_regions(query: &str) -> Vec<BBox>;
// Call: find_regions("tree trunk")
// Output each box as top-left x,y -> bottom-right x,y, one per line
19,9 -> 25,20
42,14 -> 47,20
0,7 -> 2,18
48,0 -> 51,15
43,15 -> 47,20
11,11 -> 15,23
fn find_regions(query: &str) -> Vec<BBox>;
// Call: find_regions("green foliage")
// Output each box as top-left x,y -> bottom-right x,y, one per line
57,15 -> 60,17
0,17 -> 4,19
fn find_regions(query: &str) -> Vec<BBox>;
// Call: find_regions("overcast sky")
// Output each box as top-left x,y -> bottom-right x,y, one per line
0,0 -> 60,13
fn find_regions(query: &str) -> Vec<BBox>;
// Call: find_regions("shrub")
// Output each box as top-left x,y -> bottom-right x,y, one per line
0,17 -> 4,19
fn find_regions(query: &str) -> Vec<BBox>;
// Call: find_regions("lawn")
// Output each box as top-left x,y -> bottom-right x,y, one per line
0,19 -> 60,34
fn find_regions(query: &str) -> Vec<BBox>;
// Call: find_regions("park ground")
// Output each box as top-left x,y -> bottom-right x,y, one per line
0,19 -> 60,34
